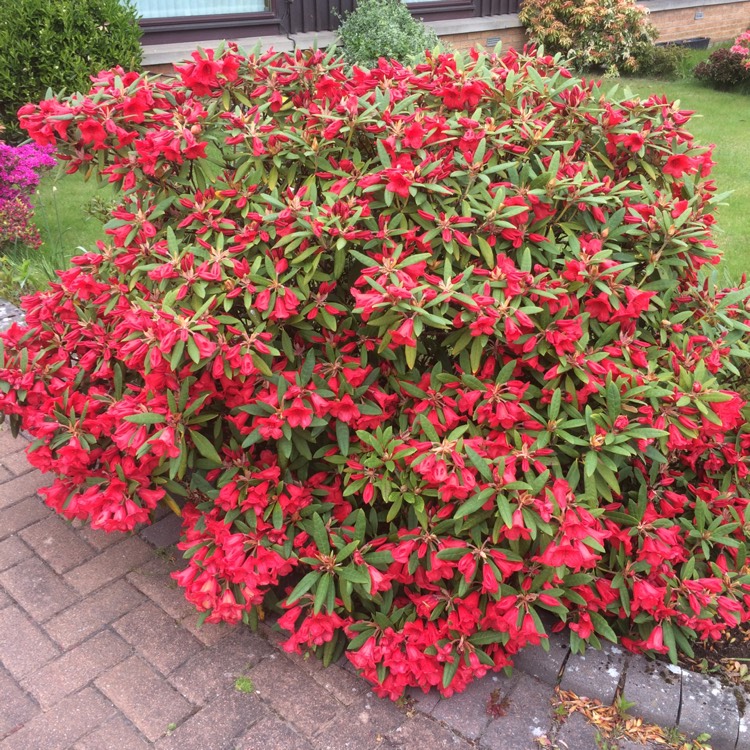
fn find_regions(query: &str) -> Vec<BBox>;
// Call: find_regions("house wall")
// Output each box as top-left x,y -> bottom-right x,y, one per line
645,0 -> 750,44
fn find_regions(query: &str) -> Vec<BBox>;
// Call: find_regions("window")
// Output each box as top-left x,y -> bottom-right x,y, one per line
136,0 -> 269,19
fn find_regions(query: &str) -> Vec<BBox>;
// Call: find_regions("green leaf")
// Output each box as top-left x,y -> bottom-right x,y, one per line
442,653 -> 459,689
589,612 -> 617,643
336,420 -> 350,456
465,444 -> 492,481
287,571 -> 321,605
190,430 -> 223,465
311,513 -> 331,555
123,413 -> 166,425
453,488 -> 493,520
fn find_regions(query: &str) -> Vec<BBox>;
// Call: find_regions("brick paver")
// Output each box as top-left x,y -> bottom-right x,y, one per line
64,536 -> 153,595
0,471 -> 50,509
113,601 -> 203,675
72,715 -> 150,750
20,515 -> 96,573
0,537 -> 32,572
0,557 -> 79,621
0,430 -> 725,750
0,687 -> 116,750
21,630 -> 132,709
0,668 -> 38,738
44,578 -> 145,649
0,606 -> 60,679
95,656 -> 193,742
0,495 -> 51,537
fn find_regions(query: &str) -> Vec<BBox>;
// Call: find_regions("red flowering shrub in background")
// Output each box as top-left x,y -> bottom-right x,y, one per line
3,44 -> 750,699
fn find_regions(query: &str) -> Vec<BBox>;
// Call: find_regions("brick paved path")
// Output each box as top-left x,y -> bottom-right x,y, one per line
0,425 -> 665,750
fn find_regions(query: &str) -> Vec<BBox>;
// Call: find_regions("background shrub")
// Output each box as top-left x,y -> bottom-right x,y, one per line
336,0 -> 439,68
0,141 -> 56,253
4,46 -> 750,700
0,0 -> 142,142
631,43 -> 690,79
519,0 -> 657,74
695,46 -> 750,90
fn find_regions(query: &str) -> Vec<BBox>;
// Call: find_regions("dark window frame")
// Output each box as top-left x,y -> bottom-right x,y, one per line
139,0 -> 280,35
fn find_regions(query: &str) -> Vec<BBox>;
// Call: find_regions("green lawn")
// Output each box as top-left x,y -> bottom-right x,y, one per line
613,76 -> 750,281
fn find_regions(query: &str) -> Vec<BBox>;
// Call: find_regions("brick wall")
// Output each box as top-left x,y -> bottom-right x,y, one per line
439,25 -> 526,53
646,2 -> 750,44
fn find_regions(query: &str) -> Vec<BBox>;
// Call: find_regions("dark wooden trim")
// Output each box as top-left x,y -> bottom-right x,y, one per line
139,0 -> 521,42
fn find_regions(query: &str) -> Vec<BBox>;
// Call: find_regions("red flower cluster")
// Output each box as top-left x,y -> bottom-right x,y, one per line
3,44 -> 750,699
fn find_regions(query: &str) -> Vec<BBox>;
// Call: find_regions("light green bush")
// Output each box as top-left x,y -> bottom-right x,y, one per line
337,0 -> 440,68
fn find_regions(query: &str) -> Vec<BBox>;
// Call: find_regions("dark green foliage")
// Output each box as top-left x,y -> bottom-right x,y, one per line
0,0 -> 142,142
336,0 -> 440,68
695,48 -> 750,90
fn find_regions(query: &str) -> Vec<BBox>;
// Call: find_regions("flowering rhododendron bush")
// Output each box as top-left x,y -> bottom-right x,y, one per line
3,44 -> 750,700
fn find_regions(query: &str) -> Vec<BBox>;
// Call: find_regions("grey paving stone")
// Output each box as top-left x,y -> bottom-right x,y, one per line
737,706 -> 750,750
559,643 -> 627,705
44,579 -> 145,649
388,715 -> 475,749
140,513 -> 182,549
73,715 -> 150,750
431,671 -> 515,740
480,673 -> 556,750
276,640 -> 368,706
156,688 -> 267,750
21,630 -> 132,709
622,658 -> 681,728
126,557 -> 195,620
0,536 -> 32,572
113,601 -> 203,675
1,448 -> 35,477
95,655 -> 194,742
169,628 -> 274,704
233,714 -> 314,750
678,669 -> 739,750
0,687 -> 116,750
311,693 -> 405,750
248,653 -> 341,738
64,536 -> 153,594
511,630 -> 570,685
180,611 -> 233,646
553,711 -> 601,749
72,522 -> 125,551
0,556 -> 79,621
0,496 -> 51,538
308,662 -> 370,707
0,606 -> 60,679
20,515 -> 96,573
0,668 -> 39,740
404,686 -> 441,715
0,471 -> 50,509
